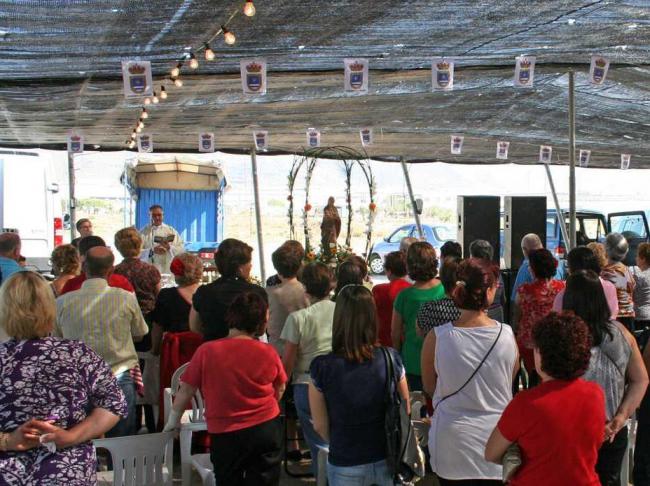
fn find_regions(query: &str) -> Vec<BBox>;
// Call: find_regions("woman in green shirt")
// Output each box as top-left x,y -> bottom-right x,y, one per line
392,241 -> 445,391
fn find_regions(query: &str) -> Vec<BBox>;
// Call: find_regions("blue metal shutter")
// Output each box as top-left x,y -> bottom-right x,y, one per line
136,189 -> 218,243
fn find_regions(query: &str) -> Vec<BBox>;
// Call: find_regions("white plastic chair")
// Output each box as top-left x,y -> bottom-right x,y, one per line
317,447 -> 329,486
621,416 -> 637,486
94,431 -> 174,486
410,391 -> 430,448
163,362 -> 212,486
136,351 -> 160,427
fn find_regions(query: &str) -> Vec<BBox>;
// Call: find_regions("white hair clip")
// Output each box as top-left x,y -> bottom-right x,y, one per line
456,280 -> 466,287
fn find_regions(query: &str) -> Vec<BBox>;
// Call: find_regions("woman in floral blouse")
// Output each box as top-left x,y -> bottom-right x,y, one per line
514,248 -> 565,385
0,271 -> 126,485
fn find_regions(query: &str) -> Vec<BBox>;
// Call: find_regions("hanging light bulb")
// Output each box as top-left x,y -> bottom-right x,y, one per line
222,26 -> 236,45
131,130 -> 137,139
144,97 -> 151,105
174,77 -> 183,88
171,62 -> 182,78
188,53 -> 199,70
129,140 -> 136,149
243,0 -> 256,17
160,86 -> 168,99
138,119 -> 145,129
136,125 -> 143,133
204,44 -> 215,61
141,108 -> 149,119
152,91 -> 160,103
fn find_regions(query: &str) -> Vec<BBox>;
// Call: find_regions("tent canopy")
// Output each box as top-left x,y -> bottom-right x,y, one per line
0,1 -> 648,167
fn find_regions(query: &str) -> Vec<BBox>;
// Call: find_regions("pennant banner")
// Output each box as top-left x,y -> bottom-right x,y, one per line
432,58 -> 454,90
360,128 -> 373,147
240,59 -> 267,95
344,58 -> 369,93
306,128 -> 321,148
122,61 -> 153,98
621,154 -> 631,170
67,133 -> 84,154
451,135 -> 464,155
579,149 -> 591,168
137,134 -> 153,153
589,55 -> 610,85
253,130 -> 268,151
496,141 -> 509,160
514,55 -> 536,88
539,145 -> 552,164
198,132 -> 215,153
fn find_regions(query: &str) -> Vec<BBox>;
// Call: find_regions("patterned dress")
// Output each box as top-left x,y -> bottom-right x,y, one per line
517,279 -> 565,371
416,297 -> 461,334
0,338 -> 127,485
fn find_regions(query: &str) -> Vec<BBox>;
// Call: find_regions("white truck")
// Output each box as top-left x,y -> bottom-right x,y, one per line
0,150 -> 65,272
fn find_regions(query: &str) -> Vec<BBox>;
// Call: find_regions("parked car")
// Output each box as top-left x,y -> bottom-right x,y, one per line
504,209 -> 649,267
368,224 -> 455,274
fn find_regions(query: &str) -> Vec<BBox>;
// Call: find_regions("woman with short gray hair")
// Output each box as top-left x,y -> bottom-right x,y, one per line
602,233 -> 636,331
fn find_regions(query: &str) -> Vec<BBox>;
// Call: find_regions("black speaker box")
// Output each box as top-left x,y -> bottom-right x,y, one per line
503,196 -> 547,269
457,196 -> 500,264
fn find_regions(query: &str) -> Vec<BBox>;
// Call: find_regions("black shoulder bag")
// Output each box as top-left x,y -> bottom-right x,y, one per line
381,347 -> 425,484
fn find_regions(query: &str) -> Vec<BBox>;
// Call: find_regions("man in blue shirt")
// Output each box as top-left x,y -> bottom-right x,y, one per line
0,232 -> 25,284
511,233 -> 566,301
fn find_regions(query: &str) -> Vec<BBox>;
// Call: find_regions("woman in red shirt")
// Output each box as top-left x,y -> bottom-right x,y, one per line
485,312 -> 605,485
164,291 -> 287,486
372,251 -> 411,346
514,248 -> 565,384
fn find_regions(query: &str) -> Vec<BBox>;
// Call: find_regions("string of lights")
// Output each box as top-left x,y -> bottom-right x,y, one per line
125,1 -> 255,149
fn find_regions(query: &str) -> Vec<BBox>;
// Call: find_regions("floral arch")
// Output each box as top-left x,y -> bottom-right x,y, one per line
286,146 -> 376,260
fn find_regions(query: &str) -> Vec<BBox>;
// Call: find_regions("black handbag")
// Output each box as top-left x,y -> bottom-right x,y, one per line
381,347 -> 426,484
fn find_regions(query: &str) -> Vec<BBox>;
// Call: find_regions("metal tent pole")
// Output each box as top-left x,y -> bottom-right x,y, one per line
544,164 -> 570,252
250,148 -> 266,282
400,157 -> 424,239
67,152 -> 76,241
568,70 -> 577,250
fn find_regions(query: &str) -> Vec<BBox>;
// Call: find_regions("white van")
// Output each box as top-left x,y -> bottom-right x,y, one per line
0,150 -> 64,272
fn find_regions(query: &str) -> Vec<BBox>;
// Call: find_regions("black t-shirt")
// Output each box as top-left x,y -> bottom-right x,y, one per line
192,276 -> 267,341
310,347 -> 404,467
150,287 -> 192,333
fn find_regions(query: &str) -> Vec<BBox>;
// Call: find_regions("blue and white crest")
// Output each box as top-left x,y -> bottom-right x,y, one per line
345,59 -> 369,93
307,129 -> 320,148
350,71 -> 364,89
247,74 -> 262,91
67,133 -> 83,153
130,75 -> 146,94
514,56 -> 536,88
122,61 -> 153,98
590,56 -> 609,85
539,145 -> 552,163
240,59 -> 267,95
360,128 -> 373,146
254,130 -> 268,150
199,133 -> 214,152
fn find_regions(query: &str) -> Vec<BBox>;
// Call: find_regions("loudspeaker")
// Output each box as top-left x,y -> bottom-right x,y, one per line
457,196 -> 500,264
504,196 -> 547,269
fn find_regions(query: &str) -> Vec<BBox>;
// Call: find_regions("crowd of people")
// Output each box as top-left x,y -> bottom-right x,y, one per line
2,206 -> 650,486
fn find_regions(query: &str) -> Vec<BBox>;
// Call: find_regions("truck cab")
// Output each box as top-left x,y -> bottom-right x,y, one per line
547,209 -> 649,266
0,151 -> 64,272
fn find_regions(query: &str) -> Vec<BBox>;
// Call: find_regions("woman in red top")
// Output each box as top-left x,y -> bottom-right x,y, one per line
514,248 -> 565,383
372,251 -> 411,346
485,312 -> 605,486
164,291 -> 287,486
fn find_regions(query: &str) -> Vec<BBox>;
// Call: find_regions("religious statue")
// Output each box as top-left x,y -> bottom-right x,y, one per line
320,196 -> 341,254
